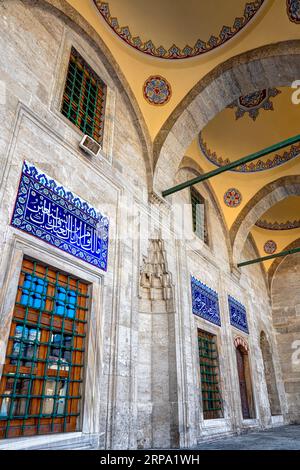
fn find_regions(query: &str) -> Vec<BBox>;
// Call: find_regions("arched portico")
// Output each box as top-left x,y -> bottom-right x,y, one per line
153,40 -> 300,194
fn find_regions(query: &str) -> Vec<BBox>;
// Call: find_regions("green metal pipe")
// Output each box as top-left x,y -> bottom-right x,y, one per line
162,134 -> 300,197
237,246 -> 300,268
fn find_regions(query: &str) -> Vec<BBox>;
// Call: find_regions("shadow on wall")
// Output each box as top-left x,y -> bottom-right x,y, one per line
271,252 -> 300,423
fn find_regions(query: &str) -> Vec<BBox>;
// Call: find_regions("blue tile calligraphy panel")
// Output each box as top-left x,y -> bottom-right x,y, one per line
228,295 -> 248,333
191,276 -> 221,326
11,161 -> 109,271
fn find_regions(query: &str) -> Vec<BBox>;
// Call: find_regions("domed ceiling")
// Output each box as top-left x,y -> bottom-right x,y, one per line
256,196 -> 300,230
185,84 -> 300,270
94,0 -> 265,59
199,87 -> 300,173
68,0 -> 300,272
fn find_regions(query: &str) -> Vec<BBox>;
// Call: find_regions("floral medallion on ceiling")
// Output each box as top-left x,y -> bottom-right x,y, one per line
224,188 -> 242,208
143,76 -> 171,105
256,219 -> 300,230
287,0 -> 300,23
94,0 -> 265,60
227,88 -> 281,121
199,133 -> 300,173
264,240 -> 277,254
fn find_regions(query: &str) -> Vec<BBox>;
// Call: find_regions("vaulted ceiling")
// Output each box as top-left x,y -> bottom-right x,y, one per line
66,0 -> 300,271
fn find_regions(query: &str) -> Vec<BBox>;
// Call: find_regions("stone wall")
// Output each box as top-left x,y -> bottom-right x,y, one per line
0,0 -> 290,450
272,252 -> 300,423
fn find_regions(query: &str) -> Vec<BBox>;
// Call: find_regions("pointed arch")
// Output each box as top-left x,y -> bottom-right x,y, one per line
230,176 -> 300,265
153,40 -> 300,193
268,237 -> 300,289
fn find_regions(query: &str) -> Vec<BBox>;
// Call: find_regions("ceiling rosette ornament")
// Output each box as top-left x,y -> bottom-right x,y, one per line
264,240 -> 277,254
224,188 -> 242,207
227,88 -> 281,121
287,0 -> 300,23
143,76 -> 172,105
94,0 -> 265,59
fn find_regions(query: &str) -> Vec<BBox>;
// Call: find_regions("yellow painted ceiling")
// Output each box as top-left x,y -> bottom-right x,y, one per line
67,0 -> 300,139
186,83 -> 300,269
251,225 -> 300,270
185,137 -> 300,231
257,196 -> 300,224
200,87 -> 300,167
66,0 -> 300,271
97,0 -> 256,52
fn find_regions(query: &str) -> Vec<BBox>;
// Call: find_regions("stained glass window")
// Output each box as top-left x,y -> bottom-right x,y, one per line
191,188 -> 208,244
198,329 -> 223,420
61,47 -> 106,144
0,258 -> 89,439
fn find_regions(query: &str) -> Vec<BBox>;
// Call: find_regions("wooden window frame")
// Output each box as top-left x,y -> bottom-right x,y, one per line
0,258 -> 90,439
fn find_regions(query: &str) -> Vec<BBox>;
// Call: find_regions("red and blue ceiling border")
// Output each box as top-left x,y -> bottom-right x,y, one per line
199,132 -> 300,173
94,0 -> 265,60
255,219 -> 300,230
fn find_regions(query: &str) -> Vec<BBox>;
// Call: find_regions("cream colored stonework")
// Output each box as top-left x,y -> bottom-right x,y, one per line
0,0 -> 296,450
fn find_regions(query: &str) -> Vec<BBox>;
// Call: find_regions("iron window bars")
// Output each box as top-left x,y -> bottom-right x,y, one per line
61,47 -> 107,145
190,188 -> 208,244
198,329 -> 223,419
0,258 -> 89,439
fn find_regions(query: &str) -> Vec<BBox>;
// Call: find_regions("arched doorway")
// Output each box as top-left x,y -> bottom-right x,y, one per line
234,337 -> 255,419
260,332 -> 281,416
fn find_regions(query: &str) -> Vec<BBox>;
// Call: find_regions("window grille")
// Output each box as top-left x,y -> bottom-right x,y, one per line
190,188 -> 208,244
61,47 -> 106,144
0,259 -> 89,439
198,329 -> 223,419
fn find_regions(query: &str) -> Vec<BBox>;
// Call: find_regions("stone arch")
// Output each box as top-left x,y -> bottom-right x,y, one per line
234,336 -> 249,352
230,176 -> 300,265
260,331 -> 281,416
153,40 -> 300,193
31,0 -> 153,191
177,157 -> 232,263
268,238 -> 300,289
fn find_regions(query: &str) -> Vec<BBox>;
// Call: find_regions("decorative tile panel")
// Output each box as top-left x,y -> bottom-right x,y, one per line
228,296 -> 249,333
11,161 -> 109,271
191,276 -> 221,326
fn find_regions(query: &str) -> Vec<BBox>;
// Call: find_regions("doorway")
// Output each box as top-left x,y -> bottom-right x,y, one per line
236,343 -> 255,419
